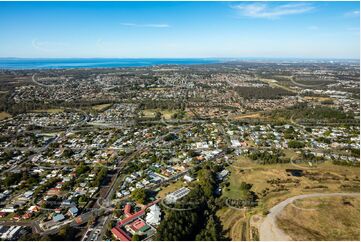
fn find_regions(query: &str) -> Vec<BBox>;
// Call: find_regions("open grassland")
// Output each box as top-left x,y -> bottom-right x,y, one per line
258,78 -> 297,93
142,109 -> 178,120
91,103 -> 113,111
231,112 -> 262,120
32,108 -> 64,113
148,87 -> 170,91
92,103 -> 113,112
277,196 -> 360,241
303,96 -> 335,102
223,156 -> 359,213
221,155 -> 359,241
217,207 -> 248,241
0,112 -> 11,120
157,180 -> 185,198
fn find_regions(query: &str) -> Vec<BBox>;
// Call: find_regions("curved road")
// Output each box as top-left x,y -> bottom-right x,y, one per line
259,192 -> 359,241
32,74 -> 67,87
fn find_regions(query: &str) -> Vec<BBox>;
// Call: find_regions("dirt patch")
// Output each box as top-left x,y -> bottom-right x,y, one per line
277,196 -> 360,241
232,113 -> 261,120
92,103 -> 113,112
217,207 -> 246,240
0,112 -> 11,120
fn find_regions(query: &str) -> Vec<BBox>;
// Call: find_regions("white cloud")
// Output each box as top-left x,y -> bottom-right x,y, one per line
345,10 -> 360,17
232,2 -> 314,19
120,23 -> 170,28
32,39 -> 69,52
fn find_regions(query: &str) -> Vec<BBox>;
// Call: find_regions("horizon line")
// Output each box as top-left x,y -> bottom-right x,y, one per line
0,57 -> 359,60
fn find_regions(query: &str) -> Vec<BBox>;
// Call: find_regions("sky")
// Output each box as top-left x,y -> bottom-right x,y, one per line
0,1 -> 359,59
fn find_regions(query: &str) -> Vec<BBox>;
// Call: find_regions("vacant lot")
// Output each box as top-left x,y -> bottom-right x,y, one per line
304,96 -> 335,102
32,108 -> 64,113
221,156 -> 359,241
142,109 -> 178,120
259,78 -> 296,93
223,156 -> 359,213
277,196 -> 360,241
0,112 -> 11,120
217,207 -> 247,241
92,103 -> 113,111
157,180 -> 185,198
231,112 -> 262,120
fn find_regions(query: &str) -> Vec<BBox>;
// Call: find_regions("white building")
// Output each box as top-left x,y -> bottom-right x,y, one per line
231,139 -> 241,147
183,174 -> 194,183
165,187 -> 190,204
145,204 -> 161,226
217,169 -> 229,181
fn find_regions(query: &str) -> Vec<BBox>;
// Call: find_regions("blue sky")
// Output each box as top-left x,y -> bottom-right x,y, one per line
0,1 -> 359,59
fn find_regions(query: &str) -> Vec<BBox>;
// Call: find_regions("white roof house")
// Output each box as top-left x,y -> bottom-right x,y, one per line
145,204 -> 161,226
231,139 -> 241,147
165,187 -> 190,204
217,169 -> 229,181
23,191 -> 33,199
183,175 -> 194,183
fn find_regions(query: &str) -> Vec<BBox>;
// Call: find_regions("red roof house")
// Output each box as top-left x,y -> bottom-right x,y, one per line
22,212 -> 32,220
124,203 -> 132,217
111,227 -> 131,241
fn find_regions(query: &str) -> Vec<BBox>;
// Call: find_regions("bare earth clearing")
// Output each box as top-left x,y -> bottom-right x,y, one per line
259,193 -> 359,241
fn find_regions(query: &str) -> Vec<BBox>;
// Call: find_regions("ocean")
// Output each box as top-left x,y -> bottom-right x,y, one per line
0,58 -> 223,70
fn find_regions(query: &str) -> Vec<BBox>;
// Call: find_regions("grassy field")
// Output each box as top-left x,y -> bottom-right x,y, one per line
157,180 -> 185,198
148,87 -> 170,91
304,96 -> 335,102
220,155 -> 359,241
258,78 -> 297,93
217,207 -> 248,241
142,109 -> 178,120
39,132 -> 61,137
0,112 -> 11,120
32,108 -> 64,113
92,103 -> 113,111
277,196 -> 360,241
223,155 -> 359,212
231,112 -> 262,120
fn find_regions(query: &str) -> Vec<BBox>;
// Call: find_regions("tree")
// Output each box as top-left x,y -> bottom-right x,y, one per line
288,140 -> 305,148
164,133 -> 177,141
55,225 -> 78,240
88,215 -> 96,226
62,148 -> 74,158
156,166 -> 228,241
197,168 -> 216,198
155,111 -> 162,120
92,167 -> 108,187
195,215 -> 226,241
3,172 -> 22,187
305,127 -> 312,132
75,162 -> 90,176
131,188 -> 147,204
132,234 -> 140,241
240,182 -> 252,191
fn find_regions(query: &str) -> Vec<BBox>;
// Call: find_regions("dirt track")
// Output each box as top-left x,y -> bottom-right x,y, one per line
259,192 -> 360,241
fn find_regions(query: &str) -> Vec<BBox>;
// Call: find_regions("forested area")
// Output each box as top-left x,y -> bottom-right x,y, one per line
248,149 -> 289,164
156,164 -> 228,241
20,224 -> 80,241
2,98 -> 115,114
138,100 -> 186,110
270,103 -> 355,121
235,86 -> 295,100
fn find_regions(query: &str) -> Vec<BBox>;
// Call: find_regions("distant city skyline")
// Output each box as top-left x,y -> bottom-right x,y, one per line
0,1 -> 359,59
